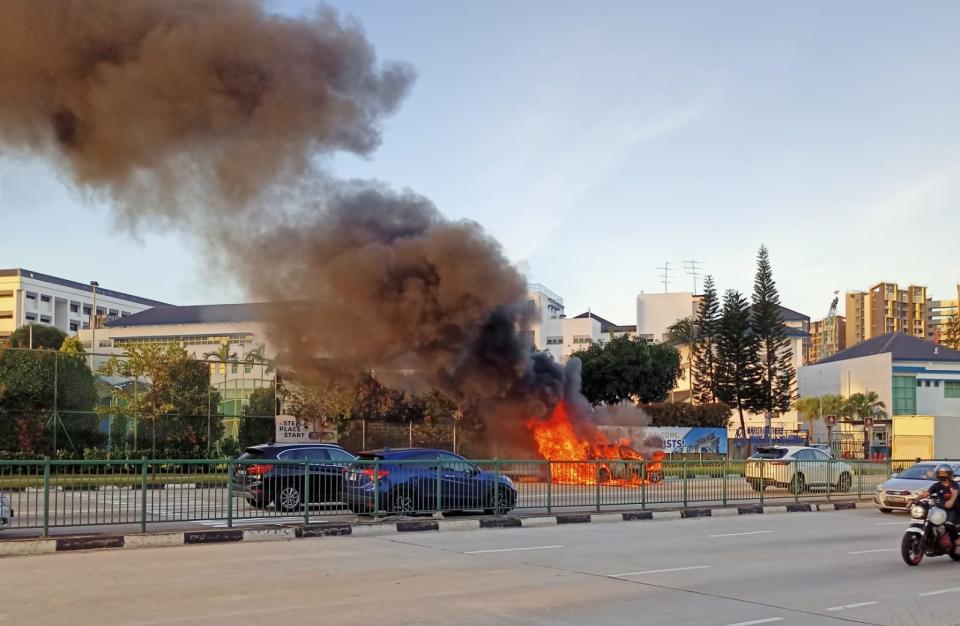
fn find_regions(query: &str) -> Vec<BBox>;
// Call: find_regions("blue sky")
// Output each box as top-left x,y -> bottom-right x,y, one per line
1,1 -> 958,323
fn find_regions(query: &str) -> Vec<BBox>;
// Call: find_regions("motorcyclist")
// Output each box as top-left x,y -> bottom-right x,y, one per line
919,464 -> 960,548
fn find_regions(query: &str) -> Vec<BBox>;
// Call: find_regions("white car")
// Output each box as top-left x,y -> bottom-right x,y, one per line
0,491 -> 11,529
745,446 -> 854,493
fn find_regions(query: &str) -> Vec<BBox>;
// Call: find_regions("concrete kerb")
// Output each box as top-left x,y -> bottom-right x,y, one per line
0,500 -> 867,558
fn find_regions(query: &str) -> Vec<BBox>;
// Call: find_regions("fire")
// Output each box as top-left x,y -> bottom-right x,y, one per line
528,400 -> 665,486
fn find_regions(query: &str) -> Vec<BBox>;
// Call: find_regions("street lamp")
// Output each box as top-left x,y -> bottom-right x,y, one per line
89,281 -> 99,368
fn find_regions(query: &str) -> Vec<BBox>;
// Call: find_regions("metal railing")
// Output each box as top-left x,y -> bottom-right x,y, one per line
0,457 -> 921,536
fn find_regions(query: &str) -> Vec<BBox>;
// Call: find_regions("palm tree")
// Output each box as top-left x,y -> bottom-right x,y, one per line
843,391 -> 887,458
794,394 -> 845,444
665,317 -> 697,403
204,340 -> 238,414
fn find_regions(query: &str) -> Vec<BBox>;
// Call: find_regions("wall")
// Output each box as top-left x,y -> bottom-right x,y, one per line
892,415 -> 934,460
541,317 -> 601,362
797,352 -> 893,440
635,292 -> 696,343
934,415 -> 960,459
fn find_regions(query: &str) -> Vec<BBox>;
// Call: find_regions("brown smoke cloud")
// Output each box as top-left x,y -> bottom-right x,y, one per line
0,0 -> 572,442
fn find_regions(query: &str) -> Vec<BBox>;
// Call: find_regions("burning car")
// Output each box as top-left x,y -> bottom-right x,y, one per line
590,444 -> 665,484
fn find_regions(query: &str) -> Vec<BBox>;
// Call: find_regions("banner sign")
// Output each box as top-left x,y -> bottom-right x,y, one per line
598,426 -> 727,454
274,415 -> 337,443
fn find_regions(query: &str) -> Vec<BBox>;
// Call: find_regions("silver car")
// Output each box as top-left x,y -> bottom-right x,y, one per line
874,462 -> 960,512
0,491 -> 11,529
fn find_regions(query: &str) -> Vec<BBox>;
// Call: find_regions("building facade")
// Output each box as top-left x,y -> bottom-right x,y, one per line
805,315 -> 847,365
636,292 -> 700,343
525,283 -> 565,351
845,282 -> 927,348
926,286 -> 960,343
0,268 -> 165,343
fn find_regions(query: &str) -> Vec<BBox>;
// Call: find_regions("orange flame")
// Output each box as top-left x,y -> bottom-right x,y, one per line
528,400 -> 665,486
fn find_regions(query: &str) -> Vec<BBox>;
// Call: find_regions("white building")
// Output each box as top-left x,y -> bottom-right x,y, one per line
0,268 -> 165,343
525,283 -> 565,350
636,292 -> 700,342
540,315 -> 602,362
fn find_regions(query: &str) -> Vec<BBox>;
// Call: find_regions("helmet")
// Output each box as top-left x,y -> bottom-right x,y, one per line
936,464 -> 954,480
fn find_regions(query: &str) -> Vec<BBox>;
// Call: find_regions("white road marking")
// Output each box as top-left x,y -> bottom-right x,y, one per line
709,531 -> 774,538
465,545 -> 563,554
918,587 -> 960,597
609,565 -> 710,577
848,548 -> 894,555
825,601 -> 878,611
724,618 -> 783,626
877,521 -> 908,525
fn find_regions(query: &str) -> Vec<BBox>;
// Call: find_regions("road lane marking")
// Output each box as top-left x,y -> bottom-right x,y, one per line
709,531 -> 774,538
724,618 -> 784,626
465,545 -> 562,554
848,548 -> 894,554
918,587 -> 960,597
609,565 -> 710,577
877,521 -> 908,525
825,601 -> 878,611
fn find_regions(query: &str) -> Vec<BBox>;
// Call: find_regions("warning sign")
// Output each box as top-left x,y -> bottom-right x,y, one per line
274,415 -> 337,443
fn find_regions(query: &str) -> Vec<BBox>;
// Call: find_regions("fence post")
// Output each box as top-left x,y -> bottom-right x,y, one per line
546,461 -> 553,514
373,459 -> 380,516
140,457 -> 148,533
682,458 -> 688,508
641,459 -> 647,510
857,459 -> 863,498
226,458 -> 234,528
303,459 -> 310,525
42,457 -> 50,537
494,460 -> 501,516
435,461 -> 442,515
595,460 -> 601,512
721,457 -> 727,507
759,460 -> 765,506
826,459 -> 832,502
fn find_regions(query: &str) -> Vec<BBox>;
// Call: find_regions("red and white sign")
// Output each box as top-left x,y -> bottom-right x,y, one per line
274,415 -> 337,443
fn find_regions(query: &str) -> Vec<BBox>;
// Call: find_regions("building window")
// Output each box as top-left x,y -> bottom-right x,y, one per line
121,311 -> 131,317
98,340 -> 112,348
945,382 -> 960,399
82,321 -> 90,330
231,363 -> 238,374
573,335 -> 593,344
25,313 -> 36,321
81,341 -> 91,349
39,315 -> 51,323
244,364 -> 253,374
546,336 -> 563,345
935,381 -> 941,387
108,309 -> 119,318
40,294 -> 51,303
25,292 -> 36,301
69,302 -> 79,313
0,290 -> 12,298
0,311 -> 11,320
83,305 -> 92,315
96,307 -> 106,315
892,375 -> 917,415
69,322 -> 78,332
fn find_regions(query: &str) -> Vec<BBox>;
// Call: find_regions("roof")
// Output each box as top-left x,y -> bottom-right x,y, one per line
817,332 -> 960,365
0,268 -> 167,307
104,302 -> 279,327
572,312 -> 636,333
777,305 -> 810,323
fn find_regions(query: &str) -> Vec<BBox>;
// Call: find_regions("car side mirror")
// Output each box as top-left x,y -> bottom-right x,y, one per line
890,473 -> 898,478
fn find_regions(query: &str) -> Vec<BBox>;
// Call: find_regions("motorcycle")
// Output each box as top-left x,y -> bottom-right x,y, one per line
901,495 -> 960,566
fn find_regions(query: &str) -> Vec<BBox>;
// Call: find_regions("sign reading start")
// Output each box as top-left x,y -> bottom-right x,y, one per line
274,415 -> 336,443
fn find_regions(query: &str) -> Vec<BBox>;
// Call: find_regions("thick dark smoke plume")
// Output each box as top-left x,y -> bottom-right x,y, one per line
0,0 -> 571,442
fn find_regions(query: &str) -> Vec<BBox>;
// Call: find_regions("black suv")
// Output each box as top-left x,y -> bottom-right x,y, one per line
232,443 -> 356,511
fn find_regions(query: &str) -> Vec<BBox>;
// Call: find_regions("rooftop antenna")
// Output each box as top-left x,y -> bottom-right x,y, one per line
655,261 -> 673,293
683,260 -> 702,294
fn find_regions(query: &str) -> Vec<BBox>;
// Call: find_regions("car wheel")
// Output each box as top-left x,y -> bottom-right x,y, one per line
277,485 -> 303,512
879,508 -> 893,514
484,487 -> 514,515
835,472 -> 852,493
597,467 -> 612,483
391,488 -> 417,515
647,471 -> 664,483
246,497 -> 266,509
790,473 -> 806,495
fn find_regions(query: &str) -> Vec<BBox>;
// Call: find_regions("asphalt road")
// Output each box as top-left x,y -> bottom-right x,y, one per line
0,474 -> 884,538
1,507 -> 952,625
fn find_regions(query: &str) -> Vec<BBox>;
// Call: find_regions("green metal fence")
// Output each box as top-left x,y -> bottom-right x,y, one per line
0,457 -> 920,536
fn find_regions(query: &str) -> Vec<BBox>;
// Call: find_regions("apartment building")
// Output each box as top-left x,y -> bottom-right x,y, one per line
845,283 -> 927,348
926,285 -> 960,342
0,268 -> 166,343
805,315 -> 847,364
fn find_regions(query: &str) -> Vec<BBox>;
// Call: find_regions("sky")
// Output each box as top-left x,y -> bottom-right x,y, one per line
1,1 -> 958,324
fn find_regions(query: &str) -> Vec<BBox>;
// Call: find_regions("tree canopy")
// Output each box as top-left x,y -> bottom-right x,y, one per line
575,335 -> 681,405
5,324 -> 67,350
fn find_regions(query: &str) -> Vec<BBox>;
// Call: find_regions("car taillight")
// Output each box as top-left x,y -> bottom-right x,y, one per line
770,461 -> 789,466
361,468 -> 389,481
247,464 -> 273,476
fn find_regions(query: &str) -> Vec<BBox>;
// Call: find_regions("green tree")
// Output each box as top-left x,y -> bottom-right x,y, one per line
715,290 -> 759,441
5,324 -> 67,350
693,275 -> 722,404
942,312 -> 960,350
665,317 -> 696,403
794,394 -> 845,425
842,391 -> 887,421
747,245 -> 796,418
575,335 -> 681,405
203,340 -> 238,411
239,386 -> 277,447
59,336 -> 86,355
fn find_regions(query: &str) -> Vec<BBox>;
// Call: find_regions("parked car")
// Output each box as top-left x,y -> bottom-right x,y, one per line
0,491 -> 11,530
874,462 -> 960,513
810,443 -> 836,458
231,443 -> 356,511
342,448 -> 517,516
744,446 -> 853,493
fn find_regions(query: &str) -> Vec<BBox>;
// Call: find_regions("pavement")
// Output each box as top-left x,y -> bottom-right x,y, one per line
0,506 -> 954,625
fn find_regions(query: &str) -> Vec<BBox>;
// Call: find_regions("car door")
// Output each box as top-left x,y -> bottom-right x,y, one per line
324,448 -> 356,502
302,448 -> 334,503
436,452 -> 478,510
810,449 -> 836,486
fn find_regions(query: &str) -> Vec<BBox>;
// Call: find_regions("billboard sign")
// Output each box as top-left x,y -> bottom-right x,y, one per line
274,415 -> 337,443
598,426 -> 728,454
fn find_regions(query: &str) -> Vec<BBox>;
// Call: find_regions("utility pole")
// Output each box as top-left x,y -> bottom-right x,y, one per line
655,262 -> 673,293
683,260 -> 702,295
89,280 -> 99,370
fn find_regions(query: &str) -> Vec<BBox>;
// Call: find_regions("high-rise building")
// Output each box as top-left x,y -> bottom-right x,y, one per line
845,282 -> 927,347
805,315 -> 846,364
926,284 -> 960,343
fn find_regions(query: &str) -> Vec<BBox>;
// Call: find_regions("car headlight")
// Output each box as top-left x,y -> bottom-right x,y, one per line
911,504 -> 927,519
876,485 -> 884,492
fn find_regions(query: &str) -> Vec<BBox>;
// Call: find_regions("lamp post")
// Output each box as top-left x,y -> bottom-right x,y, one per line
89,281 -> 99,369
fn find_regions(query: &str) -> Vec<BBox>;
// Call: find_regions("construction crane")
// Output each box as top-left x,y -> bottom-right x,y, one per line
820,290 -> 840,361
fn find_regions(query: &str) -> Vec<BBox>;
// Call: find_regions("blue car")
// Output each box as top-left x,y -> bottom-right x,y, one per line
342,448 -> 517,515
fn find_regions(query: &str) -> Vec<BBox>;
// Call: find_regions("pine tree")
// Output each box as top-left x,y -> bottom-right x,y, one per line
747,245 -> 796,417
693,275 -> 721,404
715,289 -> 759,441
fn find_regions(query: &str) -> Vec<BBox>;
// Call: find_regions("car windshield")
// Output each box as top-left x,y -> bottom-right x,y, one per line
896,465 -> 939,481
238,448 -> 264,460
750,448 -> 788,459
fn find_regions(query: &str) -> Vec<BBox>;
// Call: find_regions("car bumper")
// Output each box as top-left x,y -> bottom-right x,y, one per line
231,480 -> 264,500
874,493 -> 914,510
